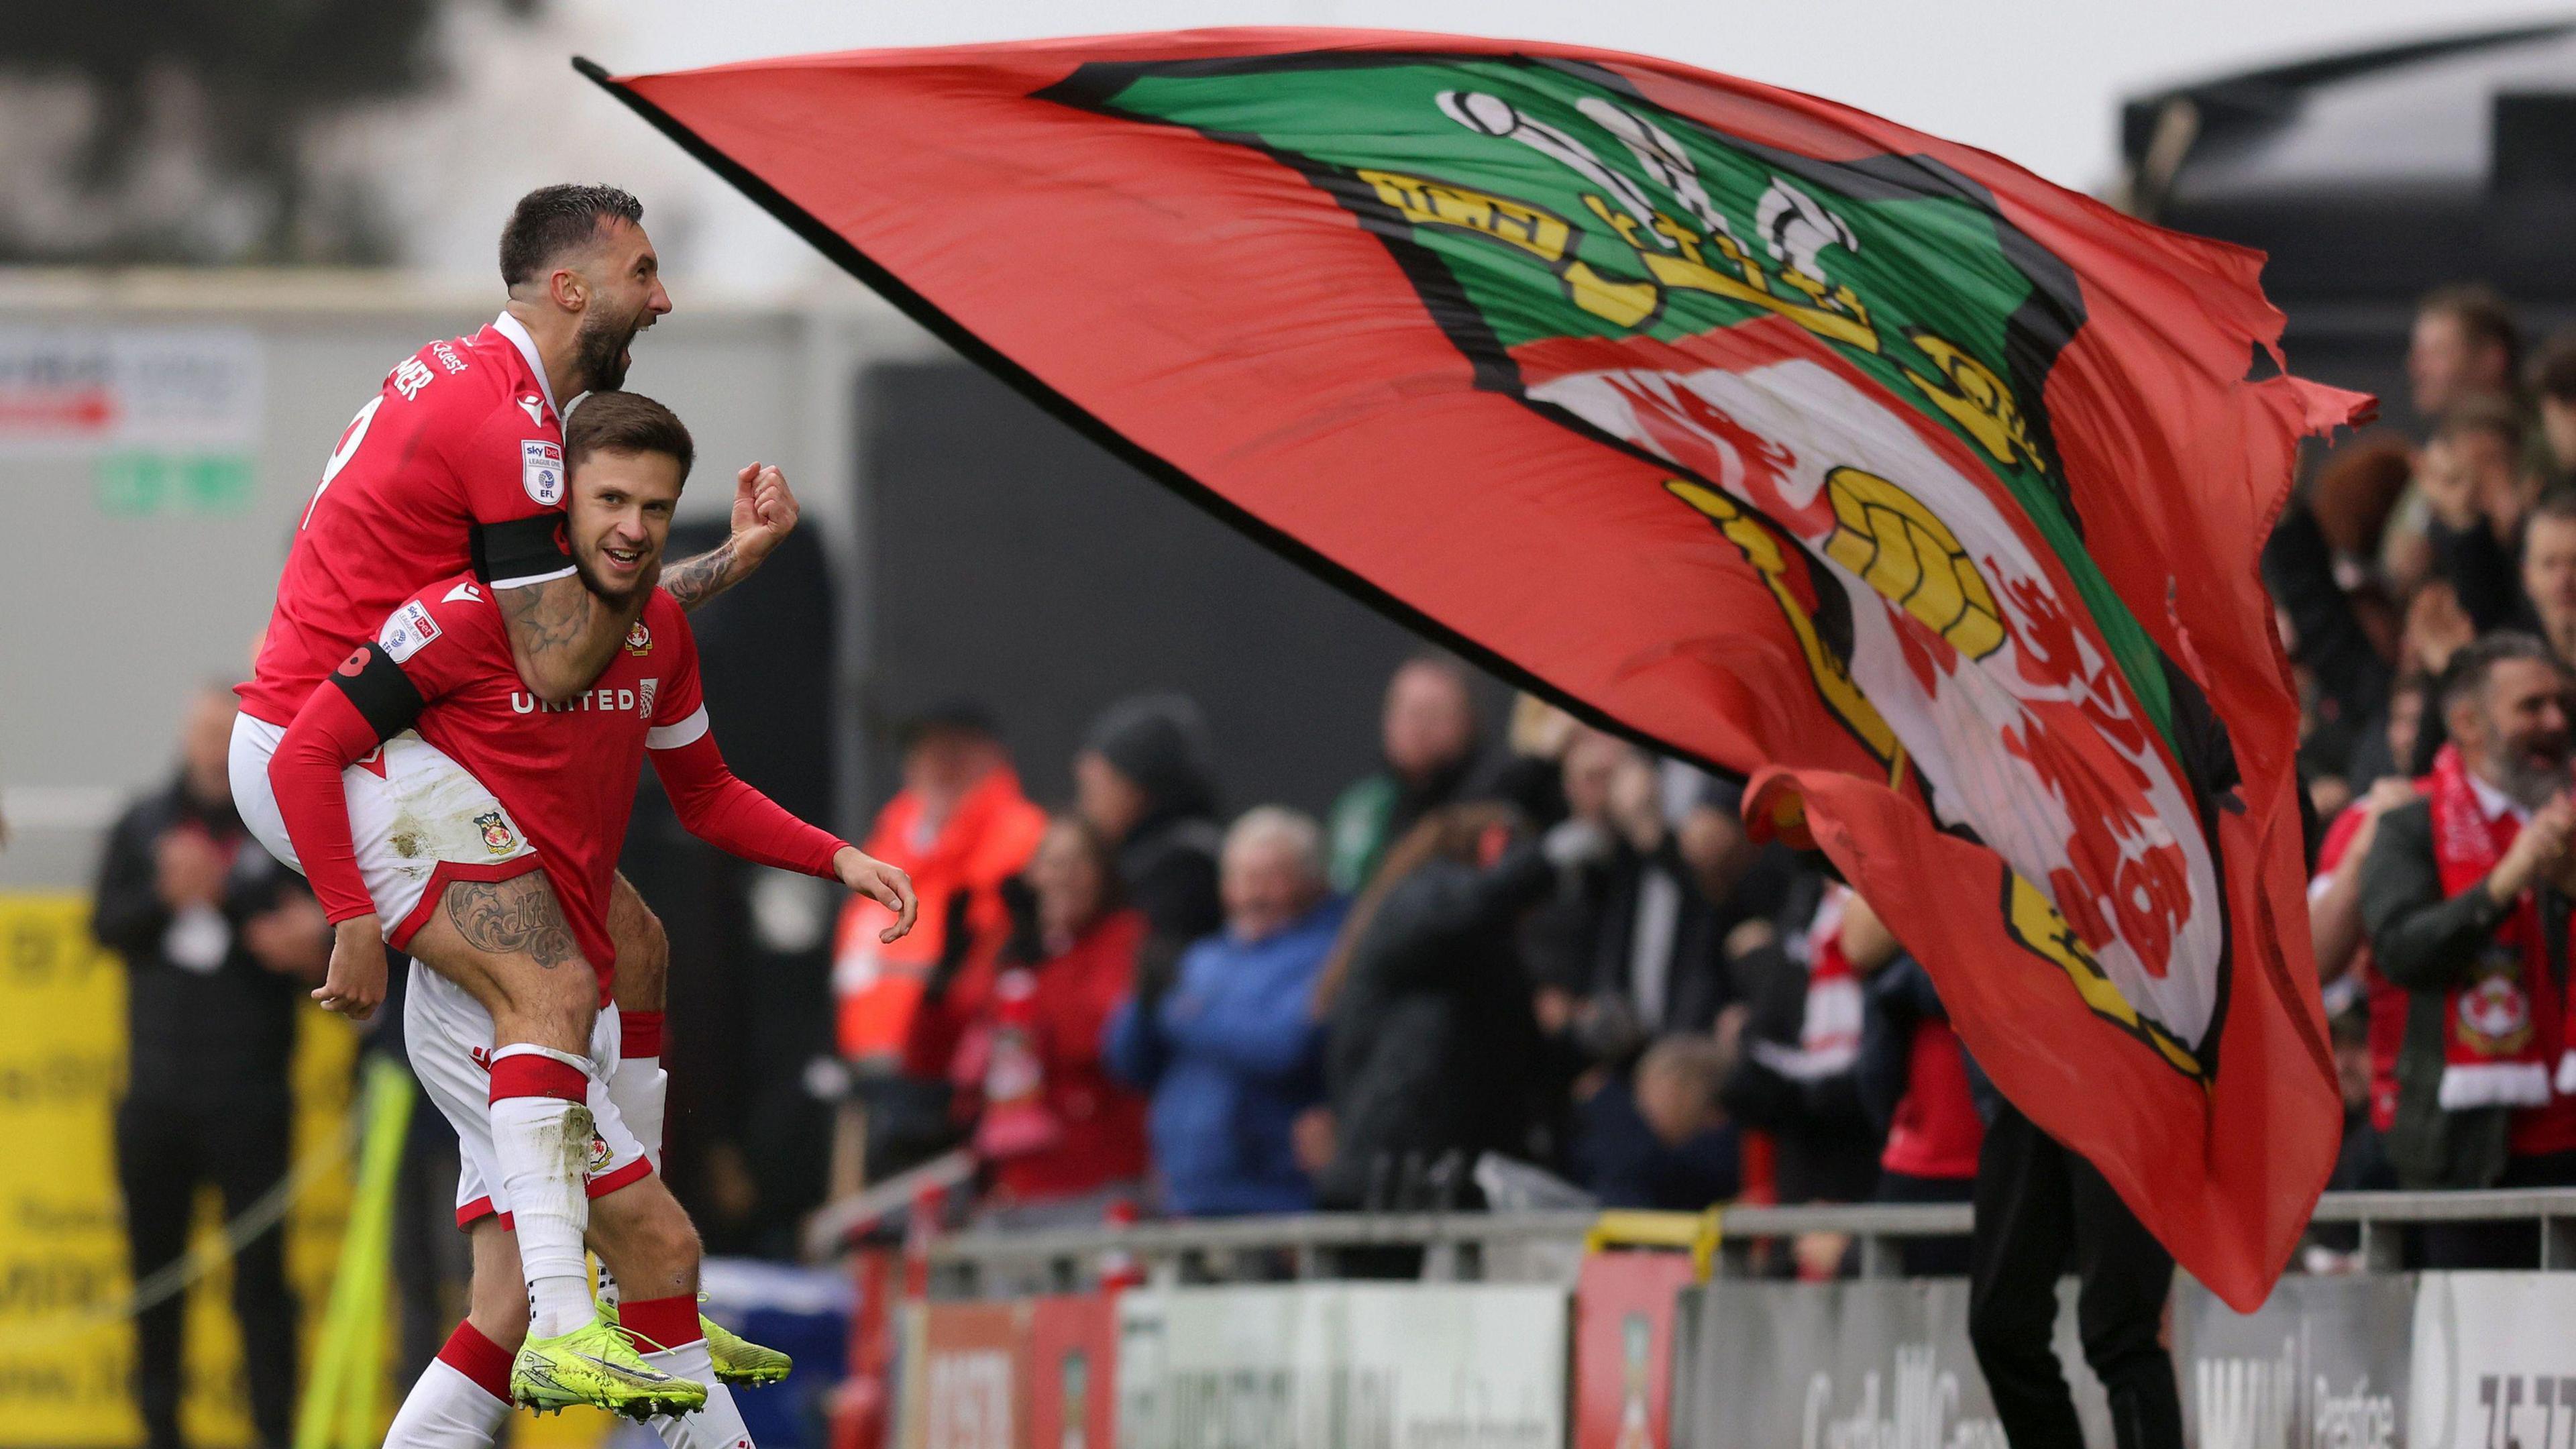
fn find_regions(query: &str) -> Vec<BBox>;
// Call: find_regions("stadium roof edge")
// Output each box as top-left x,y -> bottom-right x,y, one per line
2118,19 -> 2576,168
0,266 -> 916,323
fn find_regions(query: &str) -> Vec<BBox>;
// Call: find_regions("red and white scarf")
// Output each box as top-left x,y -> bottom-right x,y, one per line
2425,744 -> 2576,1108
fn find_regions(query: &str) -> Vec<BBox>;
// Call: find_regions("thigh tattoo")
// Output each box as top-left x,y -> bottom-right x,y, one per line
445,875 -> 580,969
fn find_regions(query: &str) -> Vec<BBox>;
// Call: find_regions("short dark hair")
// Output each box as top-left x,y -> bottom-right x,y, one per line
2438,631 -> 2561,719
898,700 -> 1000,752
2529,490 -> 2576,535
2419,282 -> 2522,379
499,184 -> 643,289
2435,391 -> 2524,453
565,391 -> 693,481
2531,328 -> 2576,405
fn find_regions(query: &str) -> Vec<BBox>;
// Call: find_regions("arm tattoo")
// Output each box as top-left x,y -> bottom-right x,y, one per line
444,875 -> 581,970
498,574 -> 597,657
661,539 -> 740,612
497,575 -> 631,700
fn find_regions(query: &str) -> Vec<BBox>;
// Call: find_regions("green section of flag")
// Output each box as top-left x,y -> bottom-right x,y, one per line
1093,58 -> 2178,751
94,453 -> 256,517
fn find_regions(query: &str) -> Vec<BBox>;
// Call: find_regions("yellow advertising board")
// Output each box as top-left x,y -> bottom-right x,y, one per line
0,892 -> 357,1447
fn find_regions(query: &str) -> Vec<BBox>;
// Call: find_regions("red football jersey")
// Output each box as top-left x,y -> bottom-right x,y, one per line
238,316 -> 572,725
374,575 -> 704,977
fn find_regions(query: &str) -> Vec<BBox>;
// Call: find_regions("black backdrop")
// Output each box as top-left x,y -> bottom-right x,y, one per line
858,359 -> 1507,824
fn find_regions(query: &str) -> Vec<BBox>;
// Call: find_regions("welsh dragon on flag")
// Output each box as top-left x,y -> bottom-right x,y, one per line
585,32 -> 2371,1307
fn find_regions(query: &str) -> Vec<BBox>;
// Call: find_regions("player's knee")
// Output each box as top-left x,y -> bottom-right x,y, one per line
640,1197 -> 702,1276
494,973 -> 593,1057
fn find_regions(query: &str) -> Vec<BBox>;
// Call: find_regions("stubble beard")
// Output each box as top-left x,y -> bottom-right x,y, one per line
573,309 -> 641,394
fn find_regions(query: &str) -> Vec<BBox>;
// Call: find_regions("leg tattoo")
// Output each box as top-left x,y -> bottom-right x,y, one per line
445,875 -> 580,969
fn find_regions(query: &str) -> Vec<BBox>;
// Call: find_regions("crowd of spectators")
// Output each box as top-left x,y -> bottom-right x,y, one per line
2275,286 -> 2576,1269
835,657 -> 1988,1276
831,282 -> 2576,1276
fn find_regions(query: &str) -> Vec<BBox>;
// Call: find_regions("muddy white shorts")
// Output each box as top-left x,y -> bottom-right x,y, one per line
404,959 -> 653,1227
229,712 -> 541,949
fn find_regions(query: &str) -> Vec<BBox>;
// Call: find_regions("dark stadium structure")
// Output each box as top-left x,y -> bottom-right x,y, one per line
2121,20 -> 2576,430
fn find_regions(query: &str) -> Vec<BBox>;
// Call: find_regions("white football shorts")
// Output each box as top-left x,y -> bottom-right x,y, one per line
229,712 -> 540,947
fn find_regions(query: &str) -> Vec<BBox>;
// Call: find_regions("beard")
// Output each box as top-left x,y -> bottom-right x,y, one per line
572,307 -> 644,394
2497,733 -> 2571,810
572,545 -> 648,605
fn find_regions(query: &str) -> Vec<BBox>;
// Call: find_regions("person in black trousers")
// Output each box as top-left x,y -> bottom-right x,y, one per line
91,686 -> 327,1449
1966,1098 -> 2183,1449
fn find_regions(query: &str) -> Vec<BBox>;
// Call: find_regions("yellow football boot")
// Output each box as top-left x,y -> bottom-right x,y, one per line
511,1316 -> 707,1419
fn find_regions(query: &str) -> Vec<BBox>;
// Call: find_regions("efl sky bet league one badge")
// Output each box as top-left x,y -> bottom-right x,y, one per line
521,439 -> 566,506
378,600 -> 441,663
625,620 -> 653,655
473,810 -> 519,855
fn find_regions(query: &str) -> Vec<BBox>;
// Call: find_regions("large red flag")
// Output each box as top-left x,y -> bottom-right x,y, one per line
584,30 -> 2369,1307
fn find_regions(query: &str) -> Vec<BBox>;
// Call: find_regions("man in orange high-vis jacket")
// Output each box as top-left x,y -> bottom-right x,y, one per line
833,704 -> 1045,1076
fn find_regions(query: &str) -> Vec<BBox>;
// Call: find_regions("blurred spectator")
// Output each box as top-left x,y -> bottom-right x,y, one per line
2533,328 -> 2576,493
1570,1035 -> 1741,1211
1851,898 -> 1982,1277
1721,879 -> 1882,1209
1524,730 -> 1735,1052
2304,1004 -> 2399,1269
2522,492 -> 2576,663
91,686 -> 325,1449
1104,807 -> 1346,1216
1492,695 -> 1582,829
2408,282 -> 2520,422
2310,433 -> 2416,570
906,816 -> 1150,1228
2310,777 -> 2422,987
835,703 -> 1046,1069
2419,395 -> 2533,632
1325,656 -> 1482,894
2361,634 -> 2576,1266
1311,803 -> 1565,1210
2265,474 -> 2399,783
1076,693 -> 1225,966
830,704 -> 1046,1185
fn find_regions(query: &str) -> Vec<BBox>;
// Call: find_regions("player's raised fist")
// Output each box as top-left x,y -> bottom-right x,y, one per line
729,461 -> 800,567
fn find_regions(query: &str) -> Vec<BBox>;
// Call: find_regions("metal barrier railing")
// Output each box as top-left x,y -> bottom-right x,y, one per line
919,1187 -> 2576,1297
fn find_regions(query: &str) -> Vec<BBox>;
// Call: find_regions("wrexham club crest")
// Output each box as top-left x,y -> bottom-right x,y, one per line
474,810 -> 519,856
1044,54 -> 2239,1080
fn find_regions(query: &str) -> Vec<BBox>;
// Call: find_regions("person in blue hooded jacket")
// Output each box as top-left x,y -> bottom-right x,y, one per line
1104,806 -> 1348,1216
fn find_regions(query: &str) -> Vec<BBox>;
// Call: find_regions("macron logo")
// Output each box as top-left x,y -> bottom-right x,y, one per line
443,581 -> 482,604
518,394 -> 547,427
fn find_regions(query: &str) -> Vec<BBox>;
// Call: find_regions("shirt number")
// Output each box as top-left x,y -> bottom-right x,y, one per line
303,395 -> 385,529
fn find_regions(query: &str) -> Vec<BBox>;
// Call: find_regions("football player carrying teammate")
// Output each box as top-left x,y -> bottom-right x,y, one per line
227,186 -> 906,1421
271,394 -> 912,1446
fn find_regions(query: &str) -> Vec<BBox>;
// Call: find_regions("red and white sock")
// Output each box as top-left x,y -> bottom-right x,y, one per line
610,1009 -> 669,1173
384,1321 -> 513,1449
487,1044 -> 596,1338
625,1294 -> 755,1449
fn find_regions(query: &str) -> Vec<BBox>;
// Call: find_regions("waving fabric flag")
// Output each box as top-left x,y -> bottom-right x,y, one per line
584,31 -> 2369,1307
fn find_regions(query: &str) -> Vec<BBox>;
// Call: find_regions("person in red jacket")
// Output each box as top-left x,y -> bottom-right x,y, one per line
906,816 -> 1152,1226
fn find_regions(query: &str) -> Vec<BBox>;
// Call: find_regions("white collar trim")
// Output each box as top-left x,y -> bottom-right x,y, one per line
490,311 -> 559,423
2467,770 -> 2530,825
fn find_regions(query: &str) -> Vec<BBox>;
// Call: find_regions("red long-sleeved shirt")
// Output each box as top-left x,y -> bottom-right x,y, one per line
268,572 -> 845,989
